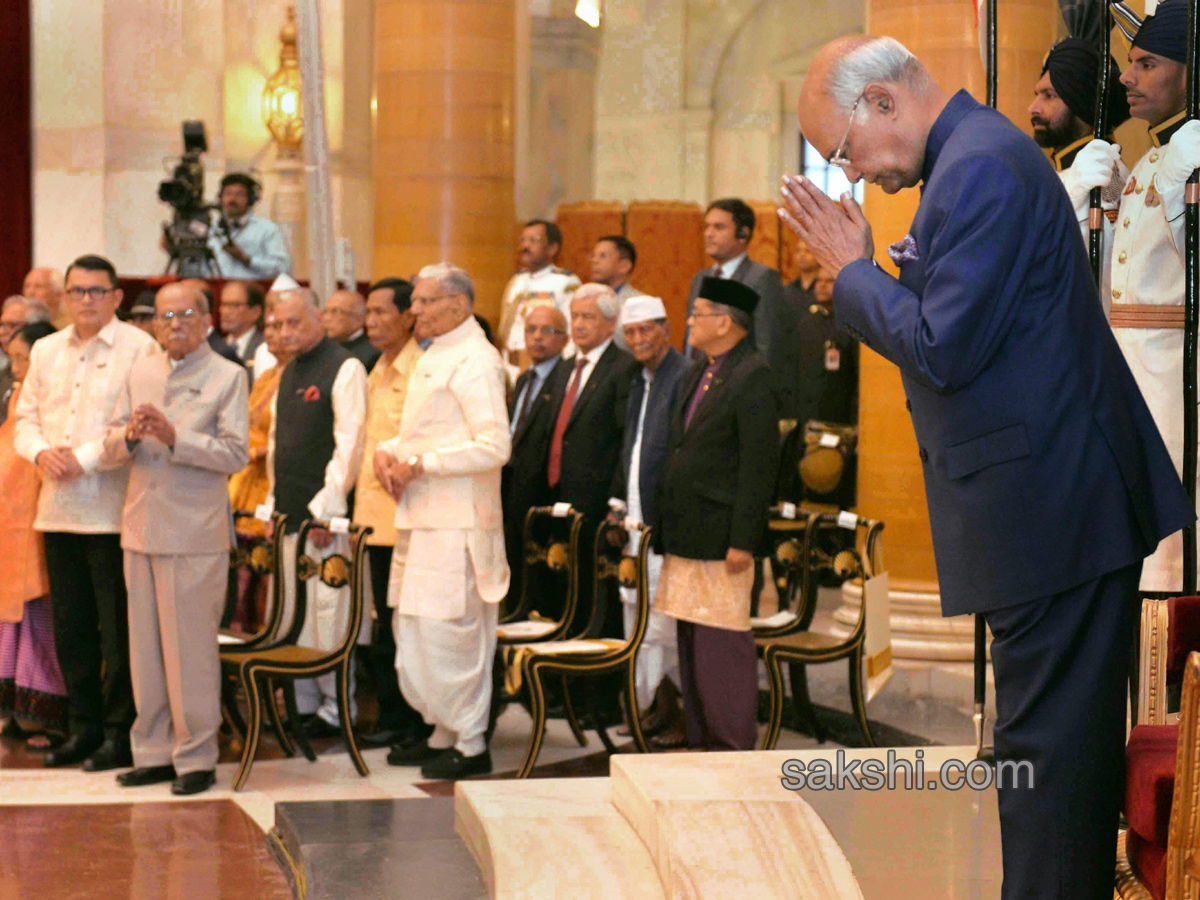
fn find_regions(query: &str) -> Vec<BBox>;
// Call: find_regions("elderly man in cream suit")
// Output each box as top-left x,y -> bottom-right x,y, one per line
374,263 -> 510,781
101,282 -> 249,796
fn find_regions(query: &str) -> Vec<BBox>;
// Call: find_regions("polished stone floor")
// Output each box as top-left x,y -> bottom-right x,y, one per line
0,801 -> 292,899
0,587 -> 999,898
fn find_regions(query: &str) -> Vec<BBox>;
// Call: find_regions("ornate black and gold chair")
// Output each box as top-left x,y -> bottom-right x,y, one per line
758,513 -> 884,749
220,510 -> 287,644
509,521 -> 655,778
229,520 -> 372,791
751,507 -> 821,640
497,505 -> 586,644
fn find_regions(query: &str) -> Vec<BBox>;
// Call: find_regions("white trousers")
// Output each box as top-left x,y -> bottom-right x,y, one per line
279,532 -> 359,725
619,543 -> 678,710
394,574 -> 498,757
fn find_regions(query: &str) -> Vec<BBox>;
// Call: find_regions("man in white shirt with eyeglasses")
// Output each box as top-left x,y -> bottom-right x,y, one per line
15,254 -> 157,772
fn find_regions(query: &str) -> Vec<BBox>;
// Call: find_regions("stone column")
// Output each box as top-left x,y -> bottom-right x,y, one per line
837,0 -> 1058,661
373,0 -> 515,322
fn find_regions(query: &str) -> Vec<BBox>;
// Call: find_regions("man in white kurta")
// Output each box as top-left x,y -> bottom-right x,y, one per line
374,263 -> 510,780
1097,4 -> 1200,590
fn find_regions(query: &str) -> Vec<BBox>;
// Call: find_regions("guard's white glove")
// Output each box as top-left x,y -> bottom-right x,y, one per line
1160,120 -> 1200,186
1060,139 -> 1121,213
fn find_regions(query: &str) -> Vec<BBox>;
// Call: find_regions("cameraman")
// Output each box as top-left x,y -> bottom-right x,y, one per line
208,174 -> 292,279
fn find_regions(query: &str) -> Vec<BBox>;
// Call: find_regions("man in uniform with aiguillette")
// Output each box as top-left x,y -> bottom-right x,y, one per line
496,219 -> 581,366
1099,0 -> 1200,591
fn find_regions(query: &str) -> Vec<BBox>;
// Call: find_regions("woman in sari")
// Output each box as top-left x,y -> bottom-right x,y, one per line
0,322 -> 66,749
227,307 -> 291,632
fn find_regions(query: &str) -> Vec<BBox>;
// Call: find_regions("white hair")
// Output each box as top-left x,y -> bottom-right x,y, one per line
826,37 -> 921,113
571,282 -> 619,321
278,287 -> 321,314
417,262 -> 475,307
3,295 -> 50,324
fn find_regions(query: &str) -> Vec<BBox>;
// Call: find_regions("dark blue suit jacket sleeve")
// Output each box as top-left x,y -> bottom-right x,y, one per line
834,156 -> 1033,395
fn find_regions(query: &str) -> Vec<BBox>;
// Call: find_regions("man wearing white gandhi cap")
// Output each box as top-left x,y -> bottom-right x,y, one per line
606,294 -> 690,746
373,263 -> 511,781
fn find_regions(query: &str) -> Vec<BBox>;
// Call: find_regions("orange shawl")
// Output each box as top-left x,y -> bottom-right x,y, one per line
0,386 -> 50,621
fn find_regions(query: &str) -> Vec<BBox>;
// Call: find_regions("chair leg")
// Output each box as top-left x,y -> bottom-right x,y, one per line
337,658 -> 369,777
234,667 -> 265,791
283,681 -> 317,762
789,662 -> 825,744
560,676 -> 588,748
848,647 -> 875,748
624,662 -> 649,754
517,662 -> 549,779
589,686 -> 617,755
762,650 -> 786,751
264,677 -> 295,758
221,672 -> 248,739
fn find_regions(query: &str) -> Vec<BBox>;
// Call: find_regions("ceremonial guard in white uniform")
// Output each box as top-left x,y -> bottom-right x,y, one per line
498,265 -> 581,359
497,220 -> 581,362
1104,2 -> 1200,590
1029,38 -> 1130,315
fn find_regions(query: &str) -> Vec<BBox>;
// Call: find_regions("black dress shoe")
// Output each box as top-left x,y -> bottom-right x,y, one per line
116,765 -> 176,787
44,734 -> 103,769
171,770 -> 216,795
82,739 -> 133,772
387,740 -> 445,766
301,716 -> 343,740
358,727 -> 405,748
420,748 -> 492,780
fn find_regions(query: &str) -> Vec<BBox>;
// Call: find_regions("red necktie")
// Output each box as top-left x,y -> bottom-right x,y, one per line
547,357 -> 587,488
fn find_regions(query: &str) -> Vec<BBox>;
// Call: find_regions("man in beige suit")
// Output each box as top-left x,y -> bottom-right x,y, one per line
102,281 -> 249,796
374,263 -> 511,780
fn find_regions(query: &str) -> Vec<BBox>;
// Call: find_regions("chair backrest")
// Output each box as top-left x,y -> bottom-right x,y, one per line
1138,596 -> 1200,726
592,519 -> 654,658
810,512 -> 885,644
766,508 -> 822,625
291,520 -> 373,664
516,505 -> 585,625
1165,651 -> 1200,898
228,510 -> 288,643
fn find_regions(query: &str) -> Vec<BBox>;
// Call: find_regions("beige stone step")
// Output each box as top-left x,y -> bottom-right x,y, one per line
610,752 -> 865,900
455,777 -> 664,899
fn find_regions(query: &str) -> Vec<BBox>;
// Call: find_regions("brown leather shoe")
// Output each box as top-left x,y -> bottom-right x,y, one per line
649,723 -> 688,750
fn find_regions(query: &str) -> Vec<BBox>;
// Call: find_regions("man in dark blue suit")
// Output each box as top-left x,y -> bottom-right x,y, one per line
782,35 -> 1193,899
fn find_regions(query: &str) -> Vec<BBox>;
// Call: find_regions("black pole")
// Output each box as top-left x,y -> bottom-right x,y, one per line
1184,0 -> 1200,594
975,0 -> 998,763
1088,9 -> 1113,287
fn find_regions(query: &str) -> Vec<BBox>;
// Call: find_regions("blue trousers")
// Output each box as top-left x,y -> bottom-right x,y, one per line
984,561 -> 1142,899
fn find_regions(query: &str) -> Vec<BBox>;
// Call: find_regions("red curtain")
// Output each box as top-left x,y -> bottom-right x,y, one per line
0,4 -> 32,294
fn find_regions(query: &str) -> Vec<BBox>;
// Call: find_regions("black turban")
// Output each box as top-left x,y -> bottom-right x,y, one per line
1041,37 -> 1131,131
697,277 -> 759,315
1132,0 -> 1189,64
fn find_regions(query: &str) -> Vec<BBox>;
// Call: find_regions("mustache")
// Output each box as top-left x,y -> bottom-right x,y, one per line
1030,116 -> 1050,128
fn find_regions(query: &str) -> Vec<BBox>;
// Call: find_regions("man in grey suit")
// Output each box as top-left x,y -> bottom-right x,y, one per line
683,198 -> 783,362
102,281 -> 250,796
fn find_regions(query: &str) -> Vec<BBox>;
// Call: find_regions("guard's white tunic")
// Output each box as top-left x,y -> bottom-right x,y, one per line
497,265 -> 581,355
1053,134 -> 1128,317
1109,113 -> 1194,591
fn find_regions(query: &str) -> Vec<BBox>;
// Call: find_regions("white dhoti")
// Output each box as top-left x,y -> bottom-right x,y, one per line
619,528 -> 678,710
279,531 -> 368,725
389,531 -> 502,757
